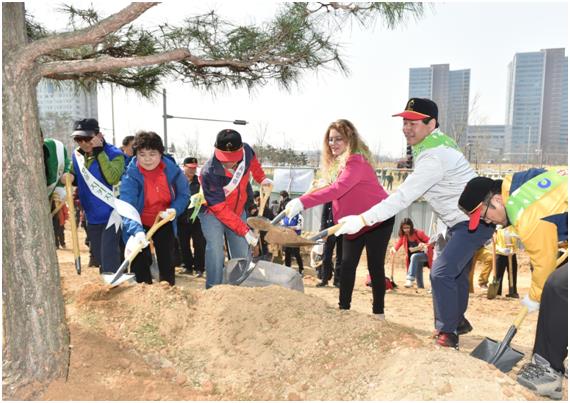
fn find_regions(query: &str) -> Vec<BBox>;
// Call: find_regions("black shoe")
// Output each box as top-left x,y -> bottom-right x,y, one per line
506,292 -> 520,299
181,268 -> 194,275
457,318 -> 473,335
435,332 -> 459,349
196,271 -> 204,278
316,281 -> 328,288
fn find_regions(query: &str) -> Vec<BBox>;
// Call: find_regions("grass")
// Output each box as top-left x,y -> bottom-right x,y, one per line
133,322 -> 166,349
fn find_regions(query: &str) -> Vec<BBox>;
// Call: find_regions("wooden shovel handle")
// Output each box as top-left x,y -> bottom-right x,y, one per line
308,223 -> 343,241
258,183 -> 272,217
513,306 -> 528,329
65,175 -> 81,261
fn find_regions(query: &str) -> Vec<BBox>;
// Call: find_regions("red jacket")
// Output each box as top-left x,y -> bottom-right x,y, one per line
200,144 -> 266,236
394,229 -> 434,269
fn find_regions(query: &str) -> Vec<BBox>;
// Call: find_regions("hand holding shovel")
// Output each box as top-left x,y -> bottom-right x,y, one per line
103,210 -> 176,286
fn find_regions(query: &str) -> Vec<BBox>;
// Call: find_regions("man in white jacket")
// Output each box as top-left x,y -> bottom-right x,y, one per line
336,98 -> 495,348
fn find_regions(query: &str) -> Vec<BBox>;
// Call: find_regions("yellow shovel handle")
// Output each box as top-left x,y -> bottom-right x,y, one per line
65,175 -> 81,260
125,210 -> 176,265
513,306 -> 528,329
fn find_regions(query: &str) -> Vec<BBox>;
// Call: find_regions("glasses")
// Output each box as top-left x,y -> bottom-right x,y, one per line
481,199 -> 492,221
74,136 -> 92,143
328,137 -> 345,144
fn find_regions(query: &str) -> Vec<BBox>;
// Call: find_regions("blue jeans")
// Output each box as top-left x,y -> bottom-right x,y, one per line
199,211 -> 249,289
430,221 -> 495,333
407,252 -> 428,288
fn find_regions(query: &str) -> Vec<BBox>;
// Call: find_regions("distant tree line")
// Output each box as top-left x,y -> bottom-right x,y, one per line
253,144 -> 308,166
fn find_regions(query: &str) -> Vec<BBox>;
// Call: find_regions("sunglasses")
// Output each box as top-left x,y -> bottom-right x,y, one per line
74,136 -> 93,143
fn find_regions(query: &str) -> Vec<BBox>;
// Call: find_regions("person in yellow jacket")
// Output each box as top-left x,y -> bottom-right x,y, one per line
458,168 -> 567,399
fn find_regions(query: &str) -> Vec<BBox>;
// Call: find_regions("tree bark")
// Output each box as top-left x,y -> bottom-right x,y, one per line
2,3 -> 69,397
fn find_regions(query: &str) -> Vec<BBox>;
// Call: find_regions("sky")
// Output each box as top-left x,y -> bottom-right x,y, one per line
25,1 -> 568,159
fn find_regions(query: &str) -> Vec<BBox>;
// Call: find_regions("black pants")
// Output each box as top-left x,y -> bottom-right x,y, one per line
131,222 -> 176,286
284,247 -> 304,273
495,254 -> 518,295
533,264 -> 567,373
339,217 -> 394,314
177,215 -> 206,272
52,216 -> 65,248
322,234 -> 343,283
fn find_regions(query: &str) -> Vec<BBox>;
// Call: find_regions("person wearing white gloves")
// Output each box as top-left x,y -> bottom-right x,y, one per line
458,170 -> 567,399
199,129 -> 270,289
334,99 -> 495,347
285,119 -> 393,319
119,131 -> 189,286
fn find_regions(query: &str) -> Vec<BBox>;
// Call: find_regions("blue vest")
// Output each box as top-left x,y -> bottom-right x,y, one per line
283,214 -> 302,235
73,143 -> 124,225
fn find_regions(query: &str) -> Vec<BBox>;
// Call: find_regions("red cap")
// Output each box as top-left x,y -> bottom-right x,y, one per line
392,110 -> 431,120
467,203 -> 483,231
214,147 -> 243,162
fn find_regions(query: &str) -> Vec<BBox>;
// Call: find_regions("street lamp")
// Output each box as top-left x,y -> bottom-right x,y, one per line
161,88 -> 247,150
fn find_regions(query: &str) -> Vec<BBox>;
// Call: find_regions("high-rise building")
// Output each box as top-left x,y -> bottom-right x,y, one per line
36,79 -> 98,150
504,48 -> 567,164
409,64 -> 471,147
466,125 -> 506,163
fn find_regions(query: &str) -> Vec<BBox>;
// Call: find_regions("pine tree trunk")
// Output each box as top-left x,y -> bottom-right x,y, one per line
2,3 -> 70,397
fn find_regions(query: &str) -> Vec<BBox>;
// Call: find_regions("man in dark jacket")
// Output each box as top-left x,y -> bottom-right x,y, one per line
178,157 -> 206,276
199,129 -> 272,288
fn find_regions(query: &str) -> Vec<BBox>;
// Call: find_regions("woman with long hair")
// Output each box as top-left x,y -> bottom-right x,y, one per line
285,119 -> 393,319
390,218 -> 433,288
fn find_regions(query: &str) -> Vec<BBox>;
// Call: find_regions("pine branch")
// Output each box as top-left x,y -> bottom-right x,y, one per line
21,3 -> 157,65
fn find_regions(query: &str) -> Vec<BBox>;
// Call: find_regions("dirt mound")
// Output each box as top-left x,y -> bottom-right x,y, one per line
62,281 -> 537,400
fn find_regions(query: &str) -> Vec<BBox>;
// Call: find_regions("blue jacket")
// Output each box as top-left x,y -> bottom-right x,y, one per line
119,156 -> 190,242
73,142 -> 124,225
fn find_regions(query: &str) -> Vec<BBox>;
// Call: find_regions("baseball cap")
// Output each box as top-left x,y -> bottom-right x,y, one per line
214,129 -> 243,162
392,98 -> 438,122
183,157 -> 198,168
71,118 -> 99,137
458,176 -> 500,230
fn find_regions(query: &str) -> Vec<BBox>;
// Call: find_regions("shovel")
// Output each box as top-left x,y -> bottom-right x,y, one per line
102,211 -> 175,286
267,223 -> 344,247
470,306 -> 528,372
487,236 -> 500,299
65,175 -> 81,275
253,184 -> 273,257
226,246 -> 256,286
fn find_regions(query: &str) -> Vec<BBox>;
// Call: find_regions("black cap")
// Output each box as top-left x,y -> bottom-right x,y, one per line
253,190 -> 260,198
71,118 -> 99,137
183,157 -> 198,166
215,129 -> 243,152
393,98 -> 439,125
458,176 -> 501,230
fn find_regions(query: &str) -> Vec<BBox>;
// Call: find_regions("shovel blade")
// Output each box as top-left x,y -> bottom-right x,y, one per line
225,258 -> 256,286
471,337 -> 525,373
487,279 -> 500,299
247,216 -> 273,232
102,272 -> 136,287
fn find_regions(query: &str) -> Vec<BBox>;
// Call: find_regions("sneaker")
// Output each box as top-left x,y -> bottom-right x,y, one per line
180,268 -> 194,275
196,271 -> 204,278
457,318 -> 473,335
404,279 -> 413,288
315,281 -> 328,288
435,332 -> 458,349
517,353 -> 563,400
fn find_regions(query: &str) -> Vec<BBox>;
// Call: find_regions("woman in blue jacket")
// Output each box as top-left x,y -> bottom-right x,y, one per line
119,131 -> 189,285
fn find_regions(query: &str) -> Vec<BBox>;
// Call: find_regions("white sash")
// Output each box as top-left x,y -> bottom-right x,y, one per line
74,150 -> 141,232
46,140 -> 66,196
222,149 -> 246,197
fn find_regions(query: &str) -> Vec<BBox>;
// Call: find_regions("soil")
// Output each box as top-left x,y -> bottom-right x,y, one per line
12,226 -> 568,400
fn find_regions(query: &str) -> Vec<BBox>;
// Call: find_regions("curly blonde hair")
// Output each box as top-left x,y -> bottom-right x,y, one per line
320,119 -> 373,181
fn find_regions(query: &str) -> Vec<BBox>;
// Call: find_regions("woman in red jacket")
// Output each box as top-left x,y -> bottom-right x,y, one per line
285,119 -> 393,319
390,218 -> 433,288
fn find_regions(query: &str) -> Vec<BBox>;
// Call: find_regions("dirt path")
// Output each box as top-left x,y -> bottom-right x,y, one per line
19,227 -> 566,400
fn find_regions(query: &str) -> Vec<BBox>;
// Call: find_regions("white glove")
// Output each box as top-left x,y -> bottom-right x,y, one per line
125,231 -> 149,259
160,208 -> 176,221
261,178 -> 273,187
521,294 -> 540,313
285,198 -> 304,218
53,186 -> 66,201
335,215 -> 366,236
245,230 -> 259,247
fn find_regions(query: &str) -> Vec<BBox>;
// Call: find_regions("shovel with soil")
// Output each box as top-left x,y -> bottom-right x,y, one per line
102,211 -> 176,287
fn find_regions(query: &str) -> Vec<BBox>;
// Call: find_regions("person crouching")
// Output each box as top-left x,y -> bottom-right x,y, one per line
119,131 -> 190,285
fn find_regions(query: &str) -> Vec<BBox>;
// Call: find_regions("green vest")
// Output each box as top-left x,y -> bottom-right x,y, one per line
44,138 -> 69,196
505,171 -> 566,225
412,129 -> 460,159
